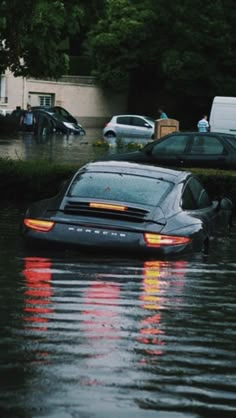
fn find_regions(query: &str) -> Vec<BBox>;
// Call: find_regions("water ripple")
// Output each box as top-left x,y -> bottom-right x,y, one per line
0,218 -> 236,417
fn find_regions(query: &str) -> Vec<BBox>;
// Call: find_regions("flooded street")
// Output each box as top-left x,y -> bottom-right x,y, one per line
0,205 -> 236,417
0,129 -> 107,165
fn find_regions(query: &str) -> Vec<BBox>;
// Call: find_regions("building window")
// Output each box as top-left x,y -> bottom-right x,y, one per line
39,95 -> 52,107
0,74 -> 7,103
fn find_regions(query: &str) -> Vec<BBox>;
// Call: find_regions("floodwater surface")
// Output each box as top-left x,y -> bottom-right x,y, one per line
0,129 -> 106,165
0,206 -> 236,418
0,130 -> 149,165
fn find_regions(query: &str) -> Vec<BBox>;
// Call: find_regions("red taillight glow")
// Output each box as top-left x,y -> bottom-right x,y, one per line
24,218 -> 55,232
89,202 -> 127,211
144,233 -> 191,247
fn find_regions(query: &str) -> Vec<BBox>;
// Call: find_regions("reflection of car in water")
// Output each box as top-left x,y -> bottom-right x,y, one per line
22,161 -> 233,256
10,106 -> 86,136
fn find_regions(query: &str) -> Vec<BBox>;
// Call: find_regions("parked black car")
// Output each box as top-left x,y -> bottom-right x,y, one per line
10,106 -> 86,136
100,132 -> 236,170
31,106 -> 78,124
34,108 -> 86,135
22,161 -> 233,256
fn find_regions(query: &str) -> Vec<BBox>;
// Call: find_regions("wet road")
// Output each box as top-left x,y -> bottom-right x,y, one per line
0,129 -> 106,165
0,206 -> 236,417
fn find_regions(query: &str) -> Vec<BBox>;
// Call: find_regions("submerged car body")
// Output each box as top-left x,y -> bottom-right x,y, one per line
32,108 -> 86,135
10,106 -> 86,135
31,106 -> 78,124
22,161 -> 233,256
100,131 -> 236,170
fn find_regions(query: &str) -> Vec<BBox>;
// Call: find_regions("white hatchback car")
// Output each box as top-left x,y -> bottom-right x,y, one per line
103,114 -> 155,140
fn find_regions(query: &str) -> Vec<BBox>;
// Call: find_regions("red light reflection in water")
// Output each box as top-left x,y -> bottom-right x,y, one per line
83,282 -> 120,341
22,257 -> 54,332
139,260 -> 187,358
79,282 -> 122,386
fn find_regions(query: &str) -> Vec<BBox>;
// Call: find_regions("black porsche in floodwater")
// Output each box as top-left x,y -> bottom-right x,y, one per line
22,161 -> 233,256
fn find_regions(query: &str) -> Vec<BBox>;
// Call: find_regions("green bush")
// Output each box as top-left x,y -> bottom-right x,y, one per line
0,158 -> 76,205
0,158 -> 235,211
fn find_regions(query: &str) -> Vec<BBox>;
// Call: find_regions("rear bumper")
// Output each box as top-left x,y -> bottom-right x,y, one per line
22,222 -> 192,256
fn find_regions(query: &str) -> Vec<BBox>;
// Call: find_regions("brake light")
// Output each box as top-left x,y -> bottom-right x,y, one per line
24,218 -> 55,232
89,202 -> 127,211
144,233 -> 191,247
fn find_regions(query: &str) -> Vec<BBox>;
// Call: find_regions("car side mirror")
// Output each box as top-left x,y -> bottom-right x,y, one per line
143,142 -> 154,155
217,197 -> 233,211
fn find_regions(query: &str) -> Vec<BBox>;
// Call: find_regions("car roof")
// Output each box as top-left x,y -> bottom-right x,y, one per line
112,114 -> 154,119
79,161 -> 190,184
33,108 -> 53,115
162,131 -> 236,138
32,106 -> 55,112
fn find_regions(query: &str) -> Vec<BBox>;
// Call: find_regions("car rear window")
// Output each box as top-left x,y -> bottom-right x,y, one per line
68,172 -> 172,206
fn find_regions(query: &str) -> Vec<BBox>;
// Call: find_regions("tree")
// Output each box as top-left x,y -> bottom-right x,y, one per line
0,0 -> 84,78
87,0 -> 158,90
87,0 -> 236,99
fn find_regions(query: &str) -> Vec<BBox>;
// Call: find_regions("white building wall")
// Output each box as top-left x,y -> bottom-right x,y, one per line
1,70 -> 127,127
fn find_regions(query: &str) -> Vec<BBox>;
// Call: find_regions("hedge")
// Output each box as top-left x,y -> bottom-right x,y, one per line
0,158 -> 236,211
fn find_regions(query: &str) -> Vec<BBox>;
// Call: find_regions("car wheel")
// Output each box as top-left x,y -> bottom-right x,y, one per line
105,131 -> 116,138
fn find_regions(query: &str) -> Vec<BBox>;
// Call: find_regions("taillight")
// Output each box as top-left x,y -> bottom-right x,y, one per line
24,218 -> 55,232
144,233 -> 191,247
89,202 -> 127,211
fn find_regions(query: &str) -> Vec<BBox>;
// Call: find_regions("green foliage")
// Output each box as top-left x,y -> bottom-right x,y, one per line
126,142 -> 144,150
1,0 -> 236,100
87,0 -> 236,97
0,0 -> 84,78
87,0 -> 157,90
0,158 -> 236,211
93,139 -> 109,148
0,157 -> 76,203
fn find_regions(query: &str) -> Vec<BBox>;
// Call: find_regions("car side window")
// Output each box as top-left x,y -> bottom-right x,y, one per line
182,177 -> 212,210
226,135 -> 236,150
131,116 -> 147,127
189,177 -> 212,208
182,184 -> 197,210
152,135 -> 189,156
190,135 -> 225,155
117,116 -> 131,125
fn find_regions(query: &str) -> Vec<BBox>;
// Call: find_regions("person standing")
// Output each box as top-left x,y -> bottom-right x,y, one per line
158,108 -> 168,119
197,115 -> 209,132
20,104 -> 36,132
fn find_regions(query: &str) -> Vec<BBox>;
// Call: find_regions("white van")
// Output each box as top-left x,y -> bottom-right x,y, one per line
209,96 -> 236,133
